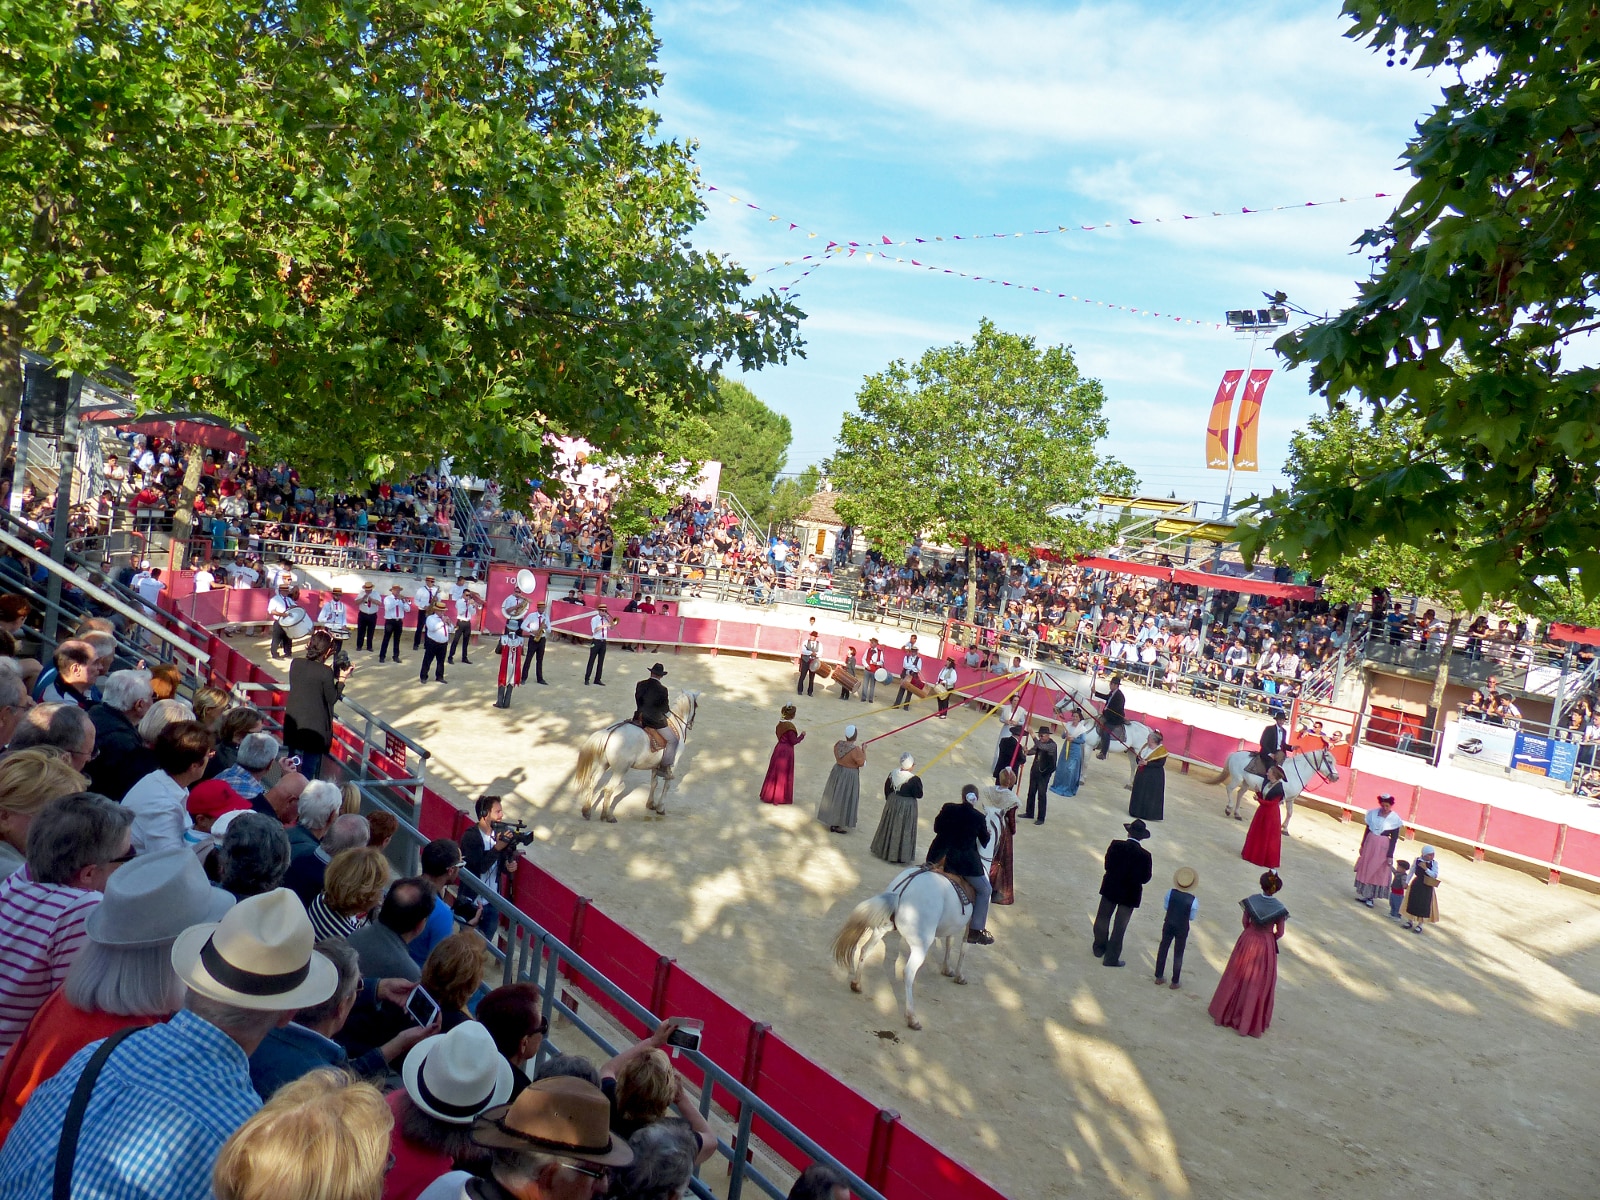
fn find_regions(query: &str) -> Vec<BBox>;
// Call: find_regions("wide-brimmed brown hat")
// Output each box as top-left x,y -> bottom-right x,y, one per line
170,887 -> 337,1011
472,1076 -> 634,1167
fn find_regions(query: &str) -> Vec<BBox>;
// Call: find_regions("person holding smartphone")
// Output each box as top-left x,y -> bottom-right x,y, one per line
599,1019 -> 717,1166
459,794 -> 518,934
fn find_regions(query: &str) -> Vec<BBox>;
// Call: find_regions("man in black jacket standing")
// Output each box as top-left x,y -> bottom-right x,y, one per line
1093,818 -> 1153,966
926,784 -> 995,945
1023,725 -> 1058,825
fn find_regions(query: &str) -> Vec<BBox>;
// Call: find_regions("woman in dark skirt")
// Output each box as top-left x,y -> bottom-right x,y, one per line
870,753 -> 922,864
1128,731 -> 1168,822
1403,846 -> 1441,933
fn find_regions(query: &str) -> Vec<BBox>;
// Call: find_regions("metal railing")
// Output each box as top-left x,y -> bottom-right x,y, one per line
1360,628 -> 1567,696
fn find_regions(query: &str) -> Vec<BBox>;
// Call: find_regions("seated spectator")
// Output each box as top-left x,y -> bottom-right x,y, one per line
368,809 -> 399,850
420,929 -> 492,1033
615,1122 -> 697,1200
347,876 -> 434,983
149,661 -> 184,700
285,794 -> 369,905
35,638 -> 99,707
192,684 -> 232,730
138,695 -> 196,744
475,983 -> 547,1098
310,846 -> 391,941
187,777 -> 251,835
0,888 -> 336,1200
0,792 -> 132,1060
207,705 -> 264,779
411,837 -> 464,967
385,1022 -> 509,1200
81,630 -> 118,686
0,661 -> 30,748
9,701 -> 97,772
217,812 -> 293,900
86,668 -> 157,799
0,847 -> 234,1139
342,779 -> 366,815
248,941 -> 431,1101
213,1068 -> 392,1200
788,1162 -> 852,1200
216,731 -> 283,814
0,747 -> 88,878
600,1021 -> 716,1165
122,719 -> 217,855
417,1076 -> 633,1200
263,766 -> 309,826
533,1052 -> 602,1087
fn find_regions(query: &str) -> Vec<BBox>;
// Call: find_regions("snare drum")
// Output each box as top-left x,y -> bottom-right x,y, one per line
874,667 -> 890,683
277,605 -> 314,641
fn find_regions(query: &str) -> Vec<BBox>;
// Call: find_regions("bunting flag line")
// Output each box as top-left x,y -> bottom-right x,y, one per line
701,181 -> 1391,250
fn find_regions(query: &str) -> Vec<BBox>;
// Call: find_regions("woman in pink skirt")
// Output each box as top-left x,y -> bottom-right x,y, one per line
1353,793 -> 1402,907
759,704 -> 804,805
1209,870 -> 1289,1038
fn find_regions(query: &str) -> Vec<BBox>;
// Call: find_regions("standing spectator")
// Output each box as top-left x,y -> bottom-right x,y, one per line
474,983 -> 547,1098
284,628 -> 346,781
284,801 -> 368,907
86,668 -> 157,799
121,720 -> 217,855
758,704 -> 804,806
0,793 -> 133,1061
0,748 -> 89,878
861,638 -> 884,704
1092,819 -> 1153,968
0,847 -> 233,1139
213,1068 -> 393,1200
412,838 -> 466,967
9,702 -> 97,773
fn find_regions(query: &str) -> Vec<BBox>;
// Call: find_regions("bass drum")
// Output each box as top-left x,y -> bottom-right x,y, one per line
277,606 -> 315,641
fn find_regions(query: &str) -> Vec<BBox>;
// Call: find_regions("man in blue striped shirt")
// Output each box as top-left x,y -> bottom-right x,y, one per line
0,888 -> 336,1200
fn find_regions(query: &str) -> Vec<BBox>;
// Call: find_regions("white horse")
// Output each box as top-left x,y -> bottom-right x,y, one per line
575,689 -> 700,822
830,797 -> 1013,1030
1052,688 -> 1154,785
1198,747 -> 1340,831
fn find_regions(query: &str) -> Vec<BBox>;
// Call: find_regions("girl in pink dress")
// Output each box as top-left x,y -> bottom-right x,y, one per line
1209,870 -> 1288,1038
759,704 -> 804,805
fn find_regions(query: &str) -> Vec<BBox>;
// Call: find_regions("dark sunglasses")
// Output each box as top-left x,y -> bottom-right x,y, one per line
108,847 -> 138,864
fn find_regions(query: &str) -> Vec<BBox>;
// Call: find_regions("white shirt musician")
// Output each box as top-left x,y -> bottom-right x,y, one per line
316,592 -> 350,646
893,638 -> 924,710
353,583 -> 382,653
413,577 -> 441,651
518,602 -> 550,686
585,604 -> 612,686
420,608 -> 452,683
267,586 -> 297,661
379,588 -> 411,663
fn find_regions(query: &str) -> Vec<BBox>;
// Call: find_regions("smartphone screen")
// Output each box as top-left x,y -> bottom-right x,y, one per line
405,986 -> 440,1029
665,1018 -> 703,1051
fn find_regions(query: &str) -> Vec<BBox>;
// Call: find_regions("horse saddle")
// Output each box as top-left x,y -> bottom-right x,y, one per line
630,718 -> 669,753
918,860 -> 974,914
1246,751 -> 1280,778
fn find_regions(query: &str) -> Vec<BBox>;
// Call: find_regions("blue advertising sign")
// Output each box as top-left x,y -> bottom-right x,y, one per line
1511,731 -> 1579,783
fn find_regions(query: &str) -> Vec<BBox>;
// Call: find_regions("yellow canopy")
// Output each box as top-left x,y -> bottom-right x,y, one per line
1096,495 -> 1193,514
1152,518 -> 1238,543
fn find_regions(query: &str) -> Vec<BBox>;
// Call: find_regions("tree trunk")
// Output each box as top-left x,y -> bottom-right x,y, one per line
1424,614 -> 1461,753
964,543 -> 977,626
0,327 -> 24,471
169,448 -> 206,569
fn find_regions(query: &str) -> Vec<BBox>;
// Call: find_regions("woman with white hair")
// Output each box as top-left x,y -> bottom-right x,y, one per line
138,697 -> 196,745
613,1122 -> 697,1200
816,725 -> 866,835
0,847 -> 233,1140
869,753 -> 922,865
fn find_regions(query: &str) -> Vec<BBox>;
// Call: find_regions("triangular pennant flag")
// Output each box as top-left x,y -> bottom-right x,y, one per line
881,235 -> 892,244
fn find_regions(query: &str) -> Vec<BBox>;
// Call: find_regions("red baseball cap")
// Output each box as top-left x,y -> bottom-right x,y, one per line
187,779 -> 250,821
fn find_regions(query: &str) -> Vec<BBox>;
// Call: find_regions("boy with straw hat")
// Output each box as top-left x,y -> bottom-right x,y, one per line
1155,866 -> 1200,990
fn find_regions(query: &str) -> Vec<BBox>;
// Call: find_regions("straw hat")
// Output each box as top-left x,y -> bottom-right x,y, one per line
1173,866 -> 1199,892
170,888 -> 337,1010
403,1022 -> 514,1125
473,1077 -> 635,1166
86,848 -> 235,948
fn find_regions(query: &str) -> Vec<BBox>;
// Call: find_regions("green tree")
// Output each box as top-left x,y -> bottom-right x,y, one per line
1248,1 -> 1600,612
768,464 -> 820,528
830,319 -> 1135,622
2,0 -> 802,488
691,380 -> 793,522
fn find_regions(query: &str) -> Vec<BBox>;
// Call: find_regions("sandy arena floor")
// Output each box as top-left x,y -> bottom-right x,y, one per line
245,636 -> 1600,1199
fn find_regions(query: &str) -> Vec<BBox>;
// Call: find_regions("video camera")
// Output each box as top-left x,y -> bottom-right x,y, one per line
492,818 -> 536,849
333,648 -> 353,675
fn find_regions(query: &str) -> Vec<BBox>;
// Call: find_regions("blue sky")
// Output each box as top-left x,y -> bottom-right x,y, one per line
651,0 -> 1447,516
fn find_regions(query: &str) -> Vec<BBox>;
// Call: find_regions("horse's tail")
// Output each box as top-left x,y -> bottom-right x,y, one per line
1194,763 -> 1230,786
574,729 -> 612,804
831,892 -> 897,971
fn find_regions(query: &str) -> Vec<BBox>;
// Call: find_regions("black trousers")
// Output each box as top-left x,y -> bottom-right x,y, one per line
420,639 -> 447,682
1155,924 -> 1189,983
937,694 -> 950,717
495,684 -> 515,708
355,611 -> 378,650
1092,897 -> 1135,965
413,617 -> 427,650
797,662 -> 816,695
893,678 -> 914,708
1023,771 -> 1051,820
379,619 -> 404,662
270,624 -> 293,658
447,621 -> 473,662
520,638 -> 545,684
585,640 -> 607,683
1097,722 -> 1124,758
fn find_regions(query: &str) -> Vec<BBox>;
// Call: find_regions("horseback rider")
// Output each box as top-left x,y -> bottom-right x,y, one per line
633,662 -> 678,779
1257,712 -> 1290,776
925,783 -> 995,946
1096,673 -> 1127,760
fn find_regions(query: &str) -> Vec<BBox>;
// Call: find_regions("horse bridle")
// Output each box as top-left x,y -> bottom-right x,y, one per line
669,695 -> 697,735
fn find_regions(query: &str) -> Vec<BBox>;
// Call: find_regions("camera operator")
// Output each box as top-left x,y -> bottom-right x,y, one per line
283,629 -> 352,782
459,794 -> 520,936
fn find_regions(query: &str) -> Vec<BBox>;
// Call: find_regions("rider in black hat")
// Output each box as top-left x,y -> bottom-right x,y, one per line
633,663 -> 677,779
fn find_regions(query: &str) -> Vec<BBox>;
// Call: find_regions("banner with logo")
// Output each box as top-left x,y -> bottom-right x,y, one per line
1447,718 -> 1516,768
1232,368 -> 1271,471
1205,371 -> 1244,469
1510,730 -> 1579,782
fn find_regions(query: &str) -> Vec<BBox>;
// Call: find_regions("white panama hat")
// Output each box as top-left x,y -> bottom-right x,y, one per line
170,887 -> 337,1011
403,1021 -> 515,1124
86,847 -> 235,948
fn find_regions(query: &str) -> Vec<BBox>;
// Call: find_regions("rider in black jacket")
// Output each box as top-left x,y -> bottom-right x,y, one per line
632,662 -> 677,778
926,784 -> 995,946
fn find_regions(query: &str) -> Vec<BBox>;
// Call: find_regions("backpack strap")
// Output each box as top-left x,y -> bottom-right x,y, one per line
53,1026 -> 140,1200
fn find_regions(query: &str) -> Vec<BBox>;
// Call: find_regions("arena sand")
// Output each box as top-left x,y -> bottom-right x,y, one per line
250,638 -> 1600,1199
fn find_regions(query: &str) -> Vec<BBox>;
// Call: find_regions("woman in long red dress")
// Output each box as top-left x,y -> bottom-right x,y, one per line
1209,870 -> 1288,1038
759,704 -> 805,805
1240,766 -> 1286,869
